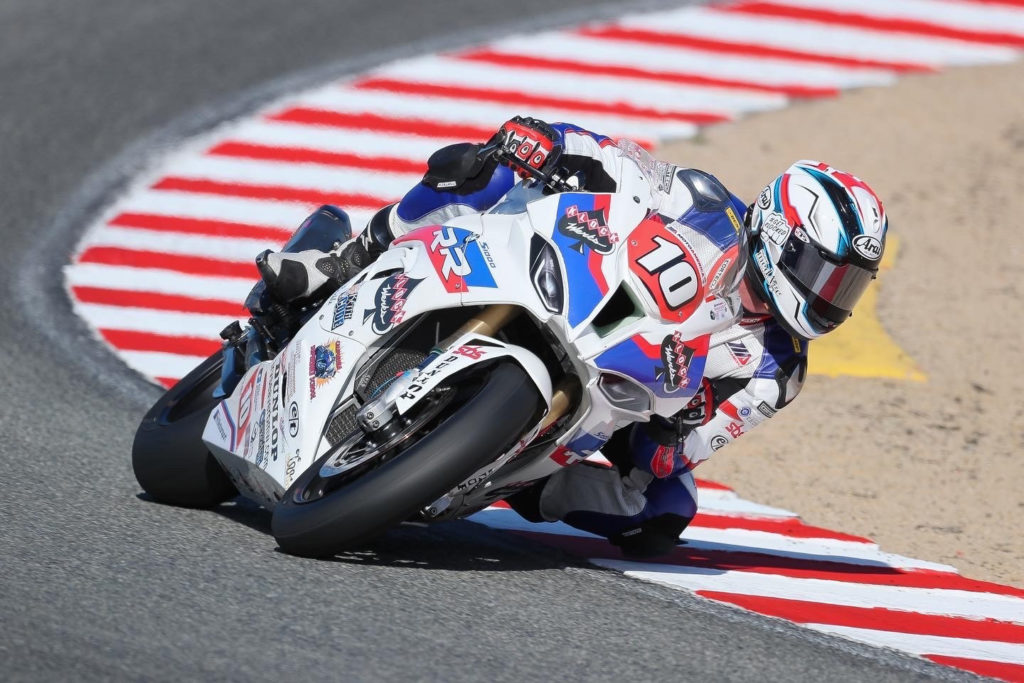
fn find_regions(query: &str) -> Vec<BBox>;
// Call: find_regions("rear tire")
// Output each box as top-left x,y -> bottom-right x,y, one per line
272,361 -> 542,557
132,352 -> 238,508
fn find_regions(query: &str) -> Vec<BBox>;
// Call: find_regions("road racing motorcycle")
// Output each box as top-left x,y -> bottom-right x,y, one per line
132,142 -> 747,557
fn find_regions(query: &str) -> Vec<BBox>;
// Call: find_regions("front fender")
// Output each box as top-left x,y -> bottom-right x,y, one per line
394,333 -> 552,416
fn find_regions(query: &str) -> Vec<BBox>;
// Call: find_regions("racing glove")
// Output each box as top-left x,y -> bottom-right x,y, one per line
491,115 -> 562,180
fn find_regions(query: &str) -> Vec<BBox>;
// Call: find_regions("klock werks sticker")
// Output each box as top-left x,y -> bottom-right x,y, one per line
557,203 -> 619,255
363,273 -> 422,335
656,331 -> 697,394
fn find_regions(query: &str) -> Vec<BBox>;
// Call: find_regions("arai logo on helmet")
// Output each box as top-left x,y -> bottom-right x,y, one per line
852,234 -> 882,261
757,186 -> 772,210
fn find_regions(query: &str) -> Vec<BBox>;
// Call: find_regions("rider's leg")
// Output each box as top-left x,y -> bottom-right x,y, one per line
537,461 -> 697,558
506,425 -> 697,558
257,143 -> 514,305
256,204 -> 391,304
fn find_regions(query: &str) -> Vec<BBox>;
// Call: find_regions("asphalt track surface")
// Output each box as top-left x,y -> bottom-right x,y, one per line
0,1 -> 978,681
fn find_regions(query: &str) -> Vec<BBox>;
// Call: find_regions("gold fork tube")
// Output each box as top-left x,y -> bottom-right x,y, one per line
537,377 -> 579,433
441,304 -> 520,347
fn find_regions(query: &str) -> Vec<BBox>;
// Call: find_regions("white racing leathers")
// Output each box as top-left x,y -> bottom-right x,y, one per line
380,123 -> 808,554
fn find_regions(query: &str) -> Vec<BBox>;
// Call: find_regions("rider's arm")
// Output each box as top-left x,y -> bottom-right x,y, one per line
627,319 -> 808,478
369,118 -> 628,248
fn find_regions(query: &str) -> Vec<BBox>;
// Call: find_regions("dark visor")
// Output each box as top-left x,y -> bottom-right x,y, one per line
778,235 -> 875,329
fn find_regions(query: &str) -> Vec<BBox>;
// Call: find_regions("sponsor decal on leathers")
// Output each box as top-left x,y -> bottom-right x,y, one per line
657,331 -> 696,393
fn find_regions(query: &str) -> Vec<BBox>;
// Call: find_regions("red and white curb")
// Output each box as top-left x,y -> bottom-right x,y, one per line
65,0 -> 1024,678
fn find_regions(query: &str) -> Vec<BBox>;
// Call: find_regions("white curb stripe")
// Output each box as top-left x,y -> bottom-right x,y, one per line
802,624 -> 1024,666
596,560 -> 1024,622
618,6 -> 1021,64
480,32 -> 898,88
366,54 -> 788,114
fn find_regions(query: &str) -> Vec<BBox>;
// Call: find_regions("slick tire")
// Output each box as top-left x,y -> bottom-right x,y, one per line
272,361 -> 542,558
132,352 -> 237,508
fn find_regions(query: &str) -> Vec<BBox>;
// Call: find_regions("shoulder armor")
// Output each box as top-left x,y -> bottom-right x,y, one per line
675,168 -> 732,212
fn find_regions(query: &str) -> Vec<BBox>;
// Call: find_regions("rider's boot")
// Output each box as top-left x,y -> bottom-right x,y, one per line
257,203 -> 396,306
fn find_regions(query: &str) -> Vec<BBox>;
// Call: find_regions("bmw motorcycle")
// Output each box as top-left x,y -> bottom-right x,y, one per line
132,142 -> 746,557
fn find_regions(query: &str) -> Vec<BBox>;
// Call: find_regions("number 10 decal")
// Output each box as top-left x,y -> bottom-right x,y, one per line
628,218 -> 704,323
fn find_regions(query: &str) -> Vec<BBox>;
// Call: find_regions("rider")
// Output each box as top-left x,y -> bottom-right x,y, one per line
256,116 -> 889,557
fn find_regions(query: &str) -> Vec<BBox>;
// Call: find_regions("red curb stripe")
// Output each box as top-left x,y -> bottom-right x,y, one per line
959,0 -> 1024,6
958,0 -> 1024,6
725,2 -> 1024,47
697,591 -> 1024,643
71,286 -> 247,317
455,48 -> 839,98
695,478 -> 733,491
924,655 -> 1024,681
577,25 -> 935,73
109,212 -> 293,241
208,141 -> 427,175
100,329 -> 220,357
78,246 -> 257,279
271,106 -> 655,154
269,107 -> 497,141
690,512 -> 873,543
152,177 -> 393,210
156,377 -> 179,389
510,531 -> 1024,596
354,77 -> 730,125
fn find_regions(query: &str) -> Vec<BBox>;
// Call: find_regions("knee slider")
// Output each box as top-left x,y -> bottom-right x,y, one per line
610,513 -> 691,559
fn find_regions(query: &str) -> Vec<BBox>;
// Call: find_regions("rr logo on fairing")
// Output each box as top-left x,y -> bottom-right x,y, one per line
431,227 -> 473,282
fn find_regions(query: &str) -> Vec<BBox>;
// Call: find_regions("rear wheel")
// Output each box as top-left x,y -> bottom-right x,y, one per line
271,361 -> 542,557
132,352 -> 237,508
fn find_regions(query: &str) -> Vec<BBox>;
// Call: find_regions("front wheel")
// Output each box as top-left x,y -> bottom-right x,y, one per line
132,352 -> 238,508
271,361 -> 543,557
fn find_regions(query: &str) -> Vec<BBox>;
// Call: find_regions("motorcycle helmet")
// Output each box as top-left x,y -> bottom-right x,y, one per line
745,160 -> 888,339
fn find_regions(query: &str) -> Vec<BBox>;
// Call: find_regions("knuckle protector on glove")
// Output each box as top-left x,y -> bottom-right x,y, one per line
677,378 -> 715,427
497,115 -> 562,177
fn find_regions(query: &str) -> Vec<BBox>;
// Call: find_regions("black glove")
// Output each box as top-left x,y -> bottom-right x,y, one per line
675,378 -> 715,428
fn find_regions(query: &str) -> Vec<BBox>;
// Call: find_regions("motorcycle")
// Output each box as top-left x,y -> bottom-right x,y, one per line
132,141 -> 747,557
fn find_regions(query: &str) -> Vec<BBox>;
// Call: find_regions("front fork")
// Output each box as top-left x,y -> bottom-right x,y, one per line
355,304 -> 575,440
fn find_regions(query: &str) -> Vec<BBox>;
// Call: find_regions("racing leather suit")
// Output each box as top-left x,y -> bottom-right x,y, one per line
271,121 -> 808,557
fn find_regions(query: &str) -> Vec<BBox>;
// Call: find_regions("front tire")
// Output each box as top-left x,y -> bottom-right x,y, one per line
132,352 -> 238,507
271,361 -> 542,557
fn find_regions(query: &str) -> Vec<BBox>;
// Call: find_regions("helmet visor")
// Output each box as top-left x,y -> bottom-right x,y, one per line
778,236 -> 875,328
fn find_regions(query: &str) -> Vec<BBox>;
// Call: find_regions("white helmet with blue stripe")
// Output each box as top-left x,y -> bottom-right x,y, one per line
745,160 -> 888,340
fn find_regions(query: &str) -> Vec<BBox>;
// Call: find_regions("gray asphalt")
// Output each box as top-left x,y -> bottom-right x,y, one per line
0,1 -> 982,681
